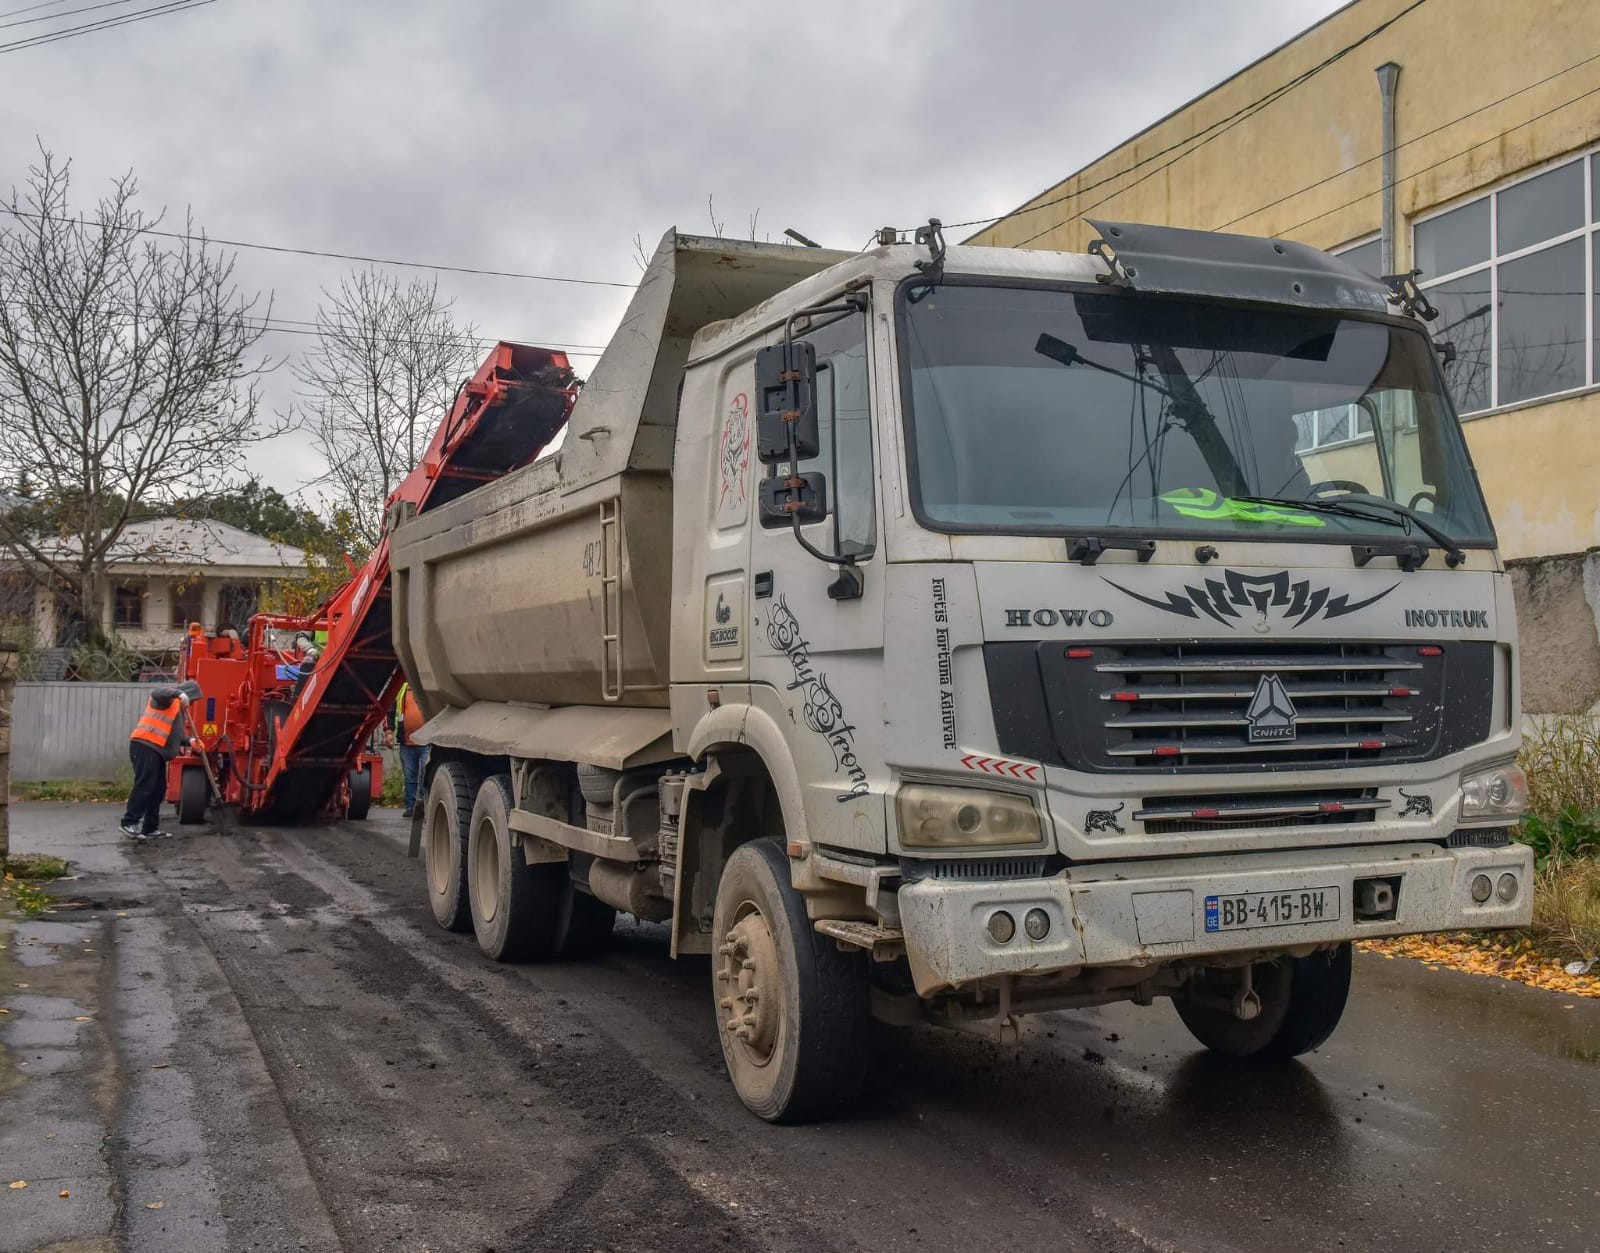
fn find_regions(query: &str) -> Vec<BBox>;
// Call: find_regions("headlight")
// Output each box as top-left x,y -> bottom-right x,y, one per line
1460,762 -> 1528,820
896,783 -> 1043,849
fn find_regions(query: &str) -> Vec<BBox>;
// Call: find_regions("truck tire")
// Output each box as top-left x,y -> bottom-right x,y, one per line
347,766 -> 372,820
177,765 -> 209,825
711,838 -> 869,1123
1174,944 -> 1353,1062
423,762 -> 478,932
576,763 -> 618,807
467,774 -> 564,961
559,885 -> 617,957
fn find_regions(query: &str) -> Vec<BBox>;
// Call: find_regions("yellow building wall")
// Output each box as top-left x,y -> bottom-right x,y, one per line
969,0 -> 1600,560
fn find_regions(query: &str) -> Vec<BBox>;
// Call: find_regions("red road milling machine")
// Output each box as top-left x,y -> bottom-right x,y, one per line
163,343 -> 579,825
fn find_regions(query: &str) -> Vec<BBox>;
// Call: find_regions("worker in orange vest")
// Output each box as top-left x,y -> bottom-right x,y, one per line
119,679 -> 203,839
385,684 -> 428,816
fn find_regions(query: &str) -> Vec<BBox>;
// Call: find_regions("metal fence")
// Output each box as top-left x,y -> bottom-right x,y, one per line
11,681 -> 155,782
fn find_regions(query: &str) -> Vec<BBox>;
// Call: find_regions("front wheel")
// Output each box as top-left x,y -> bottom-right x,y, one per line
177,765 -> 209,825
1173,944 -> 1352,1062
711,839 -> 868,1123
347,765 -> 372,820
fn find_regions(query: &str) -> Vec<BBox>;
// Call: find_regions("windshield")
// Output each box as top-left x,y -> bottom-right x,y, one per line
898,283 -> 1495,545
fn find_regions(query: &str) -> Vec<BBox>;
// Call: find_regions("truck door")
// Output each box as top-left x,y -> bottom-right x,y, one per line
748,305 -> 887,854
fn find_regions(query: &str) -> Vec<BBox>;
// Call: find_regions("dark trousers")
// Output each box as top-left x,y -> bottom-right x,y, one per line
399,744 -> 429,810
122,742 -> 167,833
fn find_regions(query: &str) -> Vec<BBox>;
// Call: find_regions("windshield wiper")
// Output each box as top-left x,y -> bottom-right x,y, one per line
1234,493 -> 1466,569
1034,333 -> 1248,499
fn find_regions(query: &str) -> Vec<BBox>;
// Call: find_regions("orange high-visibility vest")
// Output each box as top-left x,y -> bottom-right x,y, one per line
130,697 -> 181,749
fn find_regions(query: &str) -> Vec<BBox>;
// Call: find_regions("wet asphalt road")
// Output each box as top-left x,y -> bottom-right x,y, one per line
2,802 -> 1598,1252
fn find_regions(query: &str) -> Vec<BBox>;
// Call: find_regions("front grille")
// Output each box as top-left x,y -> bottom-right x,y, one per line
1137,788 -> 1385,834
902,857 -> 1048,882
985,639 -> 1492,774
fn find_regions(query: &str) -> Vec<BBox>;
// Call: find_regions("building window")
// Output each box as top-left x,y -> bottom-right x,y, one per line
217,582 -> 258,631
113,584 -> 145,628
170,582 -> 205,629
1414,152 -> 1596,414
1293,238 -> 1385,452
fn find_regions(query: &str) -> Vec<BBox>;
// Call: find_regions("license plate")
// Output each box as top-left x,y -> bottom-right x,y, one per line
1204,887 -> 1340,932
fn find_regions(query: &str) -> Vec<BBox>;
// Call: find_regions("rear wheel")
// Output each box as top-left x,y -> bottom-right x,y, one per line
711,839 -> 869,1123
423,762 -> 477,932
346,765 -> 372,820
467,773 -> 565,961
177,765 -> 209,825
1174,944 -> 1353,1062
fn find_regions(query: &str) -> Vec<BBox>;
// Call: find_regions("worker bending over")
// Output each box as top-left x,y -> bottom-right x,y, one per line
120,679 -> 203,840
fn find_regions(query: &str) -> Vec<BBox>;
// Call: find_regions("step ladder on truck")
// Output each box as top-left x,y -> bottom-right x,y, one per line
164,342 -> 580,824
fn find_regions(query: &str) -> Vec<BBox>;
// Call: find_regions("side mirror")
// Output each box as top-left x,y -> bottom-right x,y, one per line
760,471 -> 827,526
755,340 -> 819,464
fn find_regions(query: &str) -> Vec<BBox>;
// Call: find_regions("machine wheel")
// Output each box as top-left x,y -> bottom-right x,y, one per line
559,884 -> 617,957
711,839 -> 869,1123
177,765 -> 209,825
347,765 -> 373,820
467,774 -> 565,961
1174,944 -> 1353,1062
423,762 -> 478,933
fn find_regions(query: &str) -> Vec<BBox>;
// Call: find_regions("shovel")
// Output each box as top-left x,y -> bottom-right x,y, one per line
182,704 -> 233,831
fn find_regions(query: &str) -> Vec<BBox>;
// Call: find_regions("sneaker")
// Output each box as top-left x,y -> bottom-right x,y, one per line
119,822 -> 144,838
401,806 -> 415,818
141,829 -> 172,840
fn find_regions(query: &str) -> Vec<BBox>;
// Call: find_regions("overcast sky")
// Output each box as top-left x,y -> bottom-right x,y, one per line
0,0 -> 1343,503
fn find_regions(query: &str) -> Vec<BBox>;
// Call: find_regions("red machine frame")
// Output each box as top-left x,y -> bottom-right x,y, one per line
165,342 -> 579,824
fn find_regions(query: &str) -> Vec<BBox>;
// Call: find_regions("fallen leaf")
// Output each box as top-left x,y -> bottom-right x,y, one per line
58,1190 -> 69,1199
73,1016 -> 92,1022
145,1200 -> 164,1210
0,1008 -> 10,1014
8,1181 -> 26,1190
150,1063 -> 169,1070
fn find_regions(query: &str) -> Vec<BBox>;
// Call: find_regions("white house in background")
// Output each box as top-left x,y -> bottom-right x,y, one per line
0,517 -> 309,653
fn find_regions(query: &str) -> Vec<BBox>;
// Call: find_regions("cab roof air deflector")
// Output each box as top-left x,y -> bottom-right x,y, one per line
1086,218 -> 1394,318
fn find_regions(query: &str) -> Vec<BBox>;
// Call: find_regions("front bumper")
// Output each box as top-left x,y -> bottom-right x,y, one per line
896,841 -> 1532,995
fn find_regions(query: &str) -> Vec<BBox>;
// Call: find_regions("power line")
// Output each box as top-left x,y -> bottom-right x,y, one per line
943,0 -> 1431,241
0,204 -> 638,288
0,0 -> 212,53
1214,48 -> 1600,231
1272,79 -> 1600,239
0,294 -> 610,355
0,0 -> 71,20
0,0 -> 135,30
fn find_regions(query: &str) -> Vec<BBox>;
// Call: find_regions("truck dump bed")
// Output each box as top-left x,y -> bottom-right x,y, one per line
390,231 -> 848,757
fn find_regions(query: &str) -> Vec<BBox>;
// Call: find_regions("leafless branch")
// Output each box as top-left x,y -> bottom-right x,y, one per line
0,145 -> 279,647
293,268 -> 480,546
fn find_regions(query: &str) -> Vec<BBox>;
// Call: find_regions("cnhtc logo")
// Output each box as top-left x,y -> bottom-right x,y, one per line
1245,674 -> 1297,742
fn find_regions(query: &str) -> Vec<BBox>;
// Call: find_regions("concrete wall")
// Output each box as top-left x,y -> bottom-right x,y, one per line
10,682 -> 153,782
968,0 -> 1600,565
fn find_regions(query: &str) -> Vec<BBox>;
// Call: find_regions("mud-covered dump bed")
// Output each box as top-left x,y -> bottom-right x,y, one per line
390,230 -> 848,736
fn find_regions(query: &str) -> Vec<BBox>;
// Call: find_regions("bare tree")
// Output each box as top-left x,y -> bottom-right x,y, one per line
295,270 -> 481,545
0,148 -> 276,649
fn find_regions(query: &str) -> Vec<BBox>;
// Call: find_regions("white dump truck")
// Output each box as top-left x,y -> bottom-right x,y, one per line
391,220 -> 1533,1122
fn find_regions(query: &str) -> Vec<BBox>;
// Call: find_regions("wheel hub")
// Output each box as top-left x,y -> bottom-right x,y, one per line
427,808 -> 449,895
717,908 -> 780,1062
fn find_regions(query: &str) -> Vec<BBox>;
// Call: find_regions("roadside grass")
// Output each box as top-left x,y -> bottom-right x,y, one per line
11,778 -> 129,804
1518,716 -> 1600,964
378,767 -> 404,808
1,855 -> 69,919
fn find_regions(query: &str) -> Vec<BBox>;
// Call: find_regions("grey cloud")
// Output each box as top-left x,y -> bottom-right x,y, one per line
0,0 -> 1342,496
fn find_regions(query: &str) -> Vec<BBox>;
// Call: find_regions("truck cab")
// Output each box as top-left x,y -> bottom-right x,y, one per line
393,222 -> 1532,1123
